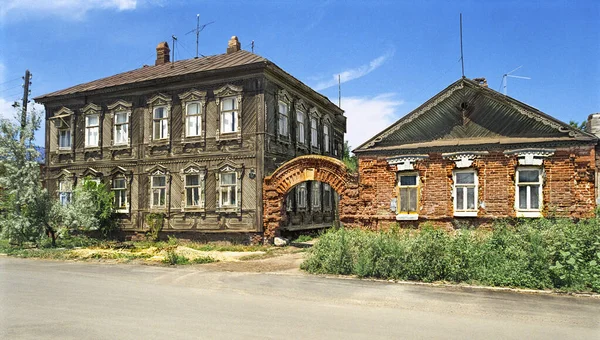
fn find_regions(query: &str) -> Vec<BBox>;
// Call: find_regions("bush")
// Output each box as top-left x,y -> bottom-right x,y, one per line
302,218 -> 600,293
163,249 -> 189,265
145,213 -> 164,241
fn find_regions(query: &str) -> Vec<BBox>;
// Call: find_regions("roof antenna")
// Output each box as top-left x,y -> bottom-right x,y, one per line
171,35 -> 177,65
251,40 -> 255,53
460,13 -> 465,78
501,66 -> 530,95
338,74 -> 341,108
186,14 -> 215,58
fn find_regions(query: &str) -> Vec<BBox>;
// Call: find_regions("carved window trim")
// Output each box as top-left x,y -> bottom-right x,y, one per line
179,163 -> 207,212
214,84 -> 243,142
215,161 -> 243,214
295,100 -> 308,147
276,88 -> 292,140
396,171 -> 420,220
309,107 -> 320,152
51,107 -> 75,153
147,93 -> 172,145
179,89 -> 207,143
515,166 -> 544,218
55,169 -> 75,205
80,103 -> 102,150
296,182 -> 307,209
453,169 -> 478,217
147,165 -> 169,211
107,100 -> 133,149
110,166 -> 132,214
322,115 -> 332,154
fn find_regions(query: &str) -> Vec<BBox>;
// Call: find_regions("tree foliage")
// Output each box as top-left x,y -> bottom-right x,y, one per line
62,179 -> 116,237
342,141 -> 358,173
569,120 -> 587,131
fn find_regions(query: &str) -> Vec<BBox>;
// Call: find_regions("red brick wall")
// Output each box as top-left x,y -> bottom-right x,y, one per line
356,145 -> 597,229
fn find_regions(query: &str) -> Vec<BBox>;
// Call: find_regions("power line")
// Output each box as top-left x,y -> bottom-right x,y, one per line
0,77 -> 21,86
0,84 -> 22,93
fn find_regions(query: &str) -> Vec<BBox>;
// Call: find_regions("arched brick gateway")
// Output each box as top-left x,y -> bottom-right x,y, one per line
263,155 -> 360,240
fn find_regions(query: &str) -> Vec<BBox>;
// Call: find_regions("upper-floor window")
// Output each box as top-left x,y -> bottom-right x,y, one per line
57,120 -> 71,150
151,175 -> 167,208
221,97 -> 238,134
311,118 -> 318,148
85,114 -> 100,147
278,101 -> 289,137
58,179 -> 72,205
516,168 -> 542,214
186,102 -> 202,137
323,125 -> 330,153
454,170 -> 478,216
398,173 -> 419,214
185,174 -> 203,207
113,178 -> 127,211
219,172 -> 237,207
297,111 -> 305,144
153,106 -> 168,140
114,111 -> 129,145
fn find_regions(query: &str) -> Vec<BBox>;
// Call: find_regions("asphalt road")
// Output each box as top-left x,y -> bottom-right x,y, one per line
0,257 -> 598,339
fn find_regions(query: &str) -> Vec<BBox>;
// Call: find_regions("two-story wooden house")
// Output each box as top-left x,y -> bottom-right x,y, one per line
34,36 -> 346,240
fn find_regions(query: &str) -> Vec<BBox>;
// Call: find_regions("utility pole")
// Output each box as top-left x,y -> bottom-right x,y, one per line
20,69 -> 31,145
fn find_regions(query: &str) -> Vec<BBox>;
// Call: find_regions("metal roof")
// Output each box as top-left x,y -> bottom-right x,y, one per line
355,78 -> 597,153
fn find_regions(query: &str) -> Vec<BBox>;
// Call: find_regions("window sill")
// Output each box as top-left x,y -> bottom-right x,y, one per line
115,209 -> 129,214
218,132 -> 240,140
182,136 -> 204,143
182,207 -> 205,212
454,211 -> 478,217
216,206 -> 239,214
110,144 -> 130,151
84,146 -> 101,151
151,139 -> 169,144
57,148 -> 72,154
396,213 -> 419,221
516,211 -> 542,218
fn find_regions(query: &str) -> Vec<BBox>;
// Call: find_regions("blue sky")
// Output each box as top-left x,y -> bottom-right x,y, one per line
0,0 -> 598,149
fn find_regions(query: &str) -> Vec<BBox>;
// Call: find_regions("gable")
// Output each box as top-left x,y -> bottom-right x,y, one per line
356,78 -> 596,152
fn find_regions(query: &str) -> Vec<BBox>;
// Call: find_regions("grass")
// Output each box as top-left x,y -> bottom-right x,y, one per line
301,218 -> 600,293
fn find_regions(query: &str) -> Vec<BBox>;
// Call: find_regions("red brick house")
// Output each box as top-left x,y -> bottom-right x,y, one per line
353,77 -> 598,228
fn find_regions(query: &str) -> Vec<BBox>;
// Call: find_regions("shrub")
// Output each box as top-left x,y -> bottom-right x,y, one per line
163,249 -> 189,265
145,213 -> 164,241
302,218 -> 600,293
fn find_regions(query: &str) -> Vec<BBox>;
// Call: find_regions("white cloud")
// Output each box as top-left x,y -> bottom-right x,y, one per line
314,50 -> 394,91
341,93 -> 404,152
1,0 -> 140,20
0,97 -> 45,121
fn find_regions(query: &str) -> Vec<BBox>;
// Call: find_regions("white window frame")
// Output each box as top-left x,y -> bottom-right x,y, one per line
297,182 -> 307,209
112,177 -> 128,213
397,172 -> 419,220
185,174 -> 203,208
311,181 -> 321,211
219,172 -> 238,207
323,124 -> 330,153
453,169 -> 478,217
323,183 -> 332,211
296,110 -> 305,145
286,190 -> 294,212
185,101 -> 202,137
113,111 -> 129,146
58,179 -> 72,205
152,106 -> 169,140
58,122 -> 71,150
515,167 -> 543,218
220,96 -> 238,134
278,101 -> 289,137
85,114 -> 100,148
311,117 -> 318,148
151,175 -> 167,208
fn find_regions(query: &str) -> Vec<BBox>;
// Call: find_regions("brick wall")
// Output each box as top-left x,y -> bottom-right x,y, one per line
356,145 -> 597,229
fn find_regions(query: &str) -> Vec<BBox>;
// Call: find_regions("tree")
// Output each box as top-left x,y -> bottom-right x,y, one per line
342,141 -> 358,173
569,120 -> 587,131
62,179 -> 116,237
0,107 -> 46,245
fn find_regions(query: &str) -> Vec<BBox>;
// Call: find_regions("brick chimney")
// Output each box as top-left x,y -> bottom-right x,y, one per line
586,113 -> 600,136
155,42 -> 170,66
473,77 -> 488,87
227,36 -> 241,54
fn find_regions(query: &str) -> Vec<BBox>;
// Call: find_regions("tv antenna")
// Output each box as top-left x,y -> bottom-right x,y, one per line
171,35 -> 177,64
501,66 -> 530,95
186,14 -> 215,58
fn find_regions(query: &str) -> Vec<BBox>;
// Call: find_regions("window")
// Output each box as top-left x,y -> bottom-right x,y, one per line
85,114 -> 99,147
114,111 -> 129,145
221,97 -> 238,133
297,111 -> 305,144
398,173 -> 418,214
516,168 -> 542,214
58,121 -> 71,149
278,101 -> 289,137
185,174 -> 203,207
311,118 -> 318,148
58,180 -> 72,205
219,172 -> 237,207
151,175 -> 167,208
113,178 -> 127,211
286,190 -> 294,212
311,181 -> 321,210
323,183 -> 332,210
297,183 -> 307,208
454,170 -> 477,216
323,125 -> 330,153
153,106 -> 168,140
186,102 -> 202,137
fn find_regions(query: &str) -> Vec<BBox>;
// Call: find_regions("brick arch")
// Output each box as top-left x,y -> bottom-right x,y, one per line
263,155 -> 359,240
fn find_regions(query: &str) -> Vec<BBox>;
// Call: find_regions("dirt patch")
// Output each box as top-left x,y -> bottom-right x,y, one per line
203,248 -> 307,273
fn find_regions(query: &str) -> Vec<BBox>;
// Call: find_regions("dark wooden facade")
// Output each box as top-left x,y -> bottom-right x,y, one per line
35,38 -> 345,238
